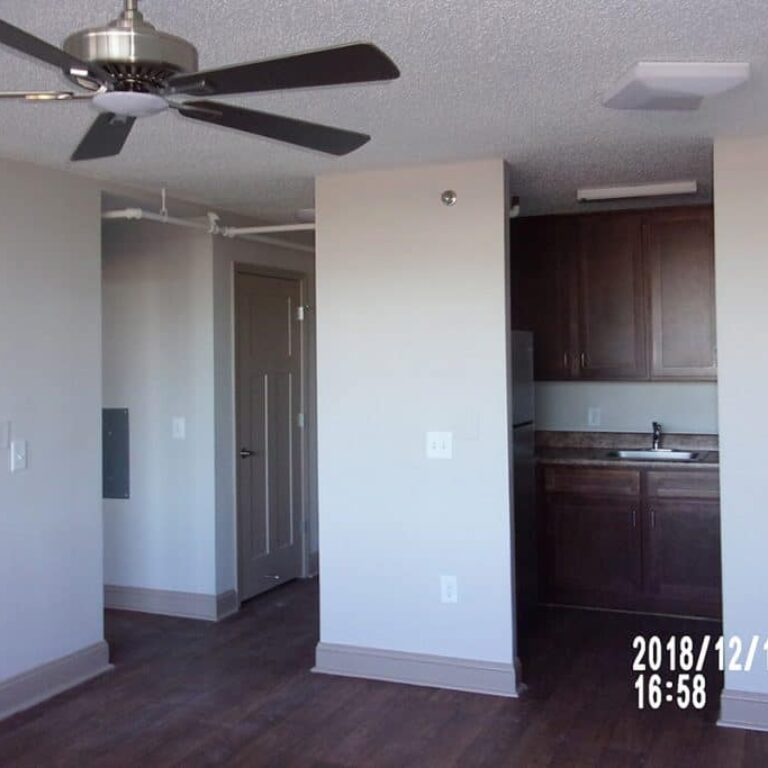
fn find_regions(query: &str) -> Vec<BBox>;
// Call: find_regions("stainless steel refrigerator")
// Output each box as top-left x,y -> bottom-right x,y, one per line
509,331 -> 537,627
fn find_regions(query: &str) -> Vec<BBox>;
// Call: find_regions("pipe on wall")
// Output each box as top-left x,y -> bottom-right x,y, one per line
102,207 -> 315,254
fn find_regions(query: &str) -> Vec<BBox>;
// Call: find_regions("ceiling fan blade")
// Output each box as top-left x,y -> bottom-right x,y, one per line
166,43 -> 399,96
0,19 -> 106,82
177,100 -> 369,155
71,113 -> 136,161
0,90 -> 92,101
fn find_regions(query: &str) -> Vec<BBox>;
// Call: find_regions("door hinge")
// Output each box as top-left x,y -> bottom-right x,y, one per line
297,412 -> 305,429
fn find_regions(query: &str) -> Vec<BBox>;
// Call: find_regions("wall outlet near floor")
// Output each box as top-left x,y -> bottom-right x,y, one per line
426,431 -> 453,459
440,574 -> 458,604
587,407 -> 602,427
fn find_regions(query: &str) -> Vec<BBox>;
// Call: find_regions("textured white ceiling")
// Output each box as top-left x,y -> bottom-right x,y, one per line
0,0 -> 767,219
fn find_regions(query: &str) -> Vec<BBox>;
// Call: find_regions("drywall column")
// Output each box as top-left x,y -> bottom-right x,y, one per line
101,220 -> 223,619
714,137 -> 768,729
0,160 -> 109,719
313,159 -> 517,695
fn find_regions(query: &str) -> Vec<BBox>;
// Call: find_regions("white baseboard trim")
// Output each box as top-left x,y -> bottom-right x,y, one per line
719,689 -> 768,732
105,585 -> 239,622
313,642 -> 519,698
0,641 -> 112,722
216,589 -> 239,620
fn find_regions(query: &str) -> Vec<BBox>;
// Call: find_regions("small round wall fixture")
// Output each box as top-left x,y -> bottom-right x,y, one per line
441,190 -> 457,206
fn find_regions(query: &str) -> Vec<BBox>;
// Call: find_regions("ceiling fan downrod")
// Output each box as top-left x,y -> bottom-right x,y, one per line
119,0 -> 145,30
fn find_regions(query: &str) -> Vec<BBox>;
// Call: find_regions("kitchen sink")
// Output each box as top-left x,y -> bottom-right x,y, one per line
606,449 -> 700,462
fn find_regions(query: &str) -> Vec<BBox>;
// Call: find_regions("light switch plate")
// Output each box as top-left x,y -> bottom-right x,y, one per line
10,440 -> 27,472
426,431 -> 453,459
440,574 -> 458,604
172,417 -> 186,440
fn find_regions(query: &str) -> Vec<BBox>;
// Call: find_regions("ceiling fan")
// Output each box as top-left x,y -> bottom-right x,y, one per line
0,0 -> 400,160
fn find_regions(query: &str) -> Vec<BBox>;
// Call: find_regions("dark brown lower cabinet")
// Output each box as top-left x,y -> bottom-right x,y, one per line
544,495 -> 642,609
540,465 -> 722,618
645,499 -> 721,617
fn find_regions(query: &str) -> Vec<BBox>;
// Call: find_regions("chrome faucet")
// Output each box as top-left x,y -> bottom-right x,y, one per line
652,421 -> 662,451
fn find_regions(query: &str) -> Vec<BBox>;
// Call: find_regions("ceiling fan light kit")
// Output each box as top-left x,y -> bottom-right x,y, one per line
0,0 -> 400,160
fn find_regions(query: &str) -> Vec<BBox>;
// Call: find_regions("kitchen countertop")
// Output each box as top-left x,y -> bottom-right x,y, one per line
536,446 -> 719,470
535,431 -> 720,470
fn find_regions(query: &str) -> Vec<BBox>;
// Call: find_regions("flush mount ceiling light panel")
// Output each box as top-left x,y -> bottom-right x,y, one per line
577,180 -> 698,202
603,61 -> 750,110
0,0 -> 400,161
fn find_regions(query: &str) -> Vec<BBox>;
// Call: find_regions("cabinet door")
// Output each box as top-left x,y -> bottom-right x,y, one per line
645,209 -> 717,380
511,216 -> 577,379
578,214 -> 648,379
543,494 -> 642,608
646,499 -> 722,618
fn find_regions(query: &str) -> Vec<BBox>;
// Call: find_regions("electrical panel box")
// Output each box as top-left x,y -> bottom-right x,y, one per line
103,408 -> 130,499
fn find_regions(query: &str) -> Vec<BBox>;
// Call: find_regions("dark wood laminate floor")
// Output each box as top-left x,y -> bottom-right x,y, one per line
1,579 -> 767,767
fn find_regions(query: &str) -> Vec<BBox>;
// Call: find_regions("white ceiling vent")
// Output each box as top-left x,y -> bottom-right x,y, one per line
603,62 -> 750,111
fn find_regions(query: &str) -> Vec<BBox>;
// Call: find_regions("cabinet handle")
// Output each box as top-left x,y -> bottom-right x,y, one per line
563,351 -> 569,370
580,352 -> 587,369
650,509 -> 656,528
632,508 -> 637,528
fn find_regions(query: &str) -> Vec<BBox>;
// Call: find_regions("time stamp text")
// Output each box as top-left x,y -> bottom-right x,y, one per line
633,635 -> 766,710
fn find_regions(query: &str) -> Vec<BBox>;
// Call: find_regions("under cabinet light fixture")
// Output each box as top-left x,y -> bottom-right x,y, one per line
576,180 -> 697,203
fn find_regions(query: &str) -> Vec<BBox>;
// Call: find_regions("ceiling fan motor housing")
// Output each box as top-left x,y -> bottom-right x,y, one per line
62,2 -> 198,93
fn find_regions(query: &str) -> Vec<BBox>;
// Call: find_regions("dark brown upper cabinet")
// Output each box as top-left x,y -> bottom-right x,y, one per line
578,213 -> 648,380
512,215 -> 578,379
644,208 -> 717,380
510,206 -> 716,382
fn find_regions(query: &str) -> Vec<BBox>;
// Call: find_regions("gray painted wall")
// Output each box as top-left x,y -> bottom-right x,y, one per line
102,221 -> 218,595
535,381 -> 718,434
714,137 -> 768,696
0,159 -> 104,682
315,159 -> 516,668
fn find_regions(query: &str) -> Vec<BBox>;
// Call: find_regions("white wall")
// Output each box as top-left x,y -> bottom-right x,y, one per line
315,159 -> 515,666
102,221 -> 218,595
536,382 -> 718,433
0,160 -> 104,681
212,236 -> 317,594
714,137 -> 768,697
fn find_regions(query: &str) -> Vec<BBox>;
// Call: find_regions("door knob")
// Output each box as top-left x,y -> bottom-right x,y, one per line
239,448 -> 257,459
